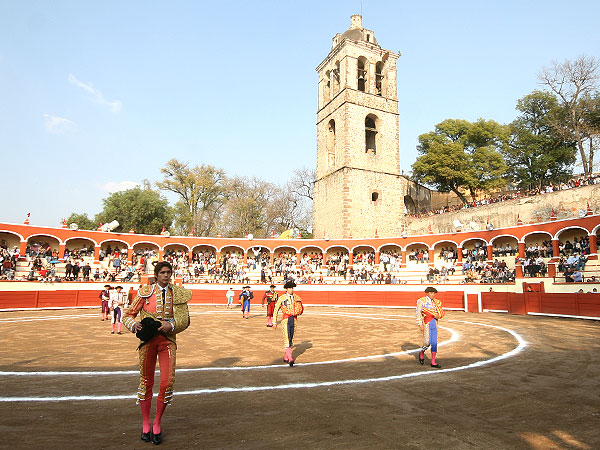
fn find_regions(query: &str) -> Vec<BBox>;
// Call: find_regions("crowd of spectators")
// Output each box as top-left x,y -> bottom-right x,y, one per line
462,260 -> 516,284
5,235 -> 599,285
408,173 -> 600,218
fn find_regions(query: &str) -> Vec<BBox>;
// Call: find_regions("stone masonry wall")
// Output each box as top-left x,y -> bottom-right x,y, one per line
405,184 -> 600,236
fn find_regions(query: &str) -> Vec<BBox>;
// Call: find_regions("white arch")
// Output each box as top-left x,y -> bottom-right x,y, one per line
298,245 -> 325,254
26,233 -> 63,245
162,242 -> 191,251
377,243 -> 402,252
553,226 -> 590,241
404,241 -> 432,250
592,224 -> 600,235
459,237 -> 489,248
519,230 -> 553,244
98,238 -> 131,249
431,239 -> 459,249
64,236 -> 98,247
272,245 -> 298,254
324,245 -> 351,253
219,245 -> 245,254
132,241 -> 160,249
245,244 -> 271,253
0,230 -> 25,242
489,234 -> 519,245
351,244 -> 376,253
191,243 -> 217,253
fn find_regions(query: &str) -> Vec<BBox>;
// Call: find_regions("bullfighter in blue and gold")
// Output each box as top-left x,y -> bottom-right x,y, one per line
123,261 -> 192,445
273,280 -> 304,366
416,286 -> 445,369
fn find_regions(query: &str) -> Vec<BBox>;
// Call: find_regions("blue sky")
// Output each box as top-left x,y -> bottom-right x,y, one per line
2,1 -> 599,227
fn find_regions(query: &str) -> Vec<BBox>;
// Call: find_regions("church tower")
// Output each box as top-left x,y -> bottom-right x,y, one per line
313,15 -> 406,239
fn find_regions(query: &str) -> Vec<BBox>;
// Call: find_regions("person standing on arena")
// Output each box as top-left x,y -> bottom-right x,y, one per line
225,287 -> 235,309
416,286 -> 445,368
273,280 -> 304,366
261,284 -> 279,327
239,286 -> 253,319
109,286 -> 126,334
123,261 -> 192,445
99,284 -> 111,321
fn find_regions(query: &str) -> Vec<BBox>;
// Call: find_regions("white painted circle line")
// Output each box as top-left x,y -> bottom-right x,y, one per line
0,314 -> 526,402
0,313 -> 456,376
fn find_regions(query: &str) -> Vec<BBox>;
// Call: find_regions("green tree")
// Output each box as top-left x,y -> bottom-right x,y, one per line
412,119 -> 508,203
96,187 -> 173,235
506,91 -> 576,189
65,213 -> 96,230
538,56 -> 599,175
156,159 -> 227,236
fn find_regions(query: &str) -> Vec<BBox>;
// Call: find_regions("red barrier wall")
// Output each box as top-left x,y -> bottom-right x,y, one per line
0,289 -> 465,310
482,292 -> 600,318
2,290 -> 598,319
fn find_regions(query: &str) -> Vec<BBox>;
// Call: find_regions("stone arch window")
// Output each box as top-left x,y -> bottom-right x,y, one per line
332,61 -> 340,94
365,114 -> 378,154
371,191 -> 380,204
327,119 -> 336,167
357,56 -> 367,92
324,70 -> 331,103
375,61 -> 384,96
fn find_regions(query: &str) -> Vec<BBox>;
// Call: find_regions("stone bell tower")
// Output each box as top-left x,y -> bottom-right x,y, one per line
313,15 -> 408,239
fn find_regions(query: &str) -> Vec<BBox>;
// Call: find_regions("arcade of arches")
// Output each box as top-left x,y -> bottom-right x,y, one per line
3,213 -> 600,281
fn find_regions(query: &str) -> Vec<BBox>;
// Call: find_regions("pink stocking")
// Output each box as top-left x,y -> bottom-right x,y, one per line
140,399 -> 152,433
153,401 -> 167,434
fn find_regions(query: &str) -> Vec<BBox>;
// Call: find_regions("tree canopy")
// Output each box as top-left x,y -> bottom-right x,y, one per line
96,187 -> 173,235
412,119 -> 508,203
156,159 -> 227,237
65,213 -> 96,231
505,91 -> 576,188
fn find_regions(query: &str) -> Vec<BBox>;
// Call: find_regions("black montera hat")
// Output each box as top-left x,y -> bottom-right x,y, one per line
425,286 -> 438,293
269,284 -> 276,288
136,317 -> 162,342
284,280 -> 296,289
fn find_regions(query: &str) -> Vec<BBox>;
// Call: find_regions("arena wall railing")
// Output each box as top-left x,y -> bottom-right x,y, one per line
1,286 -> 598,320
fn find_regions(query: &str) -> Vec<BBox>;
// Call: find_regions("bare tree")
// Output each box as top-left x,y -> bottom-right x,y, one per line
156,159 -> 227,236
286,168 -> 315,234
538,56 -> 600,175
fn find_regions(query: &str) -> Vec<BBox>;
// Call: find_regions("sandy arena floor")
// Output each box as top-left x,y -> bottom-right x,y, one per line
0,305 -> 599,449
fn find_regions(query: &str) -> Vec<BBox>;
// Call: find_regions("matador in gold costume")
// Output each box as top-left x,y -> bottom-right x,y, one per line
416,286 -> 444,369
123,261 -> 192,445
273,280 -> 304,366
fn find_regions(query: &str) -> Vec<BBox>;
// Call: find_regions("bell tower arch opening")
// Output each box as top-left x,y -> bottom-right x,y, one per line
327,119 -> 336,167
357,56 -> 368,92
365,114 -> 378,155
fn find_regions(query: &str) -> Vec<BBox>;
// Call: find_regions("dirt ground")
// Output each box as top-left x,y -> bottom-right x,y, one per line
0,305 -> 599,450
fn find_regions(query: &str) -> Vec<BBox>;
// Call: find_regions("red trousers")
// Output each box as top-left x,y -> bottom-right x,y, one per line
138,334 -> 176,404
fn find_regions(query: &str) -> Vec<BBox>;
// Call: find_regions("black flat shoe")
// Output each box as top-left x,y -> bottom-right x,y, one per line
288,360 -> 294,367
141,431 -> 152,442
419,355 -> 424,365
152,432 -> 162,445
430,363 -> 442,369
